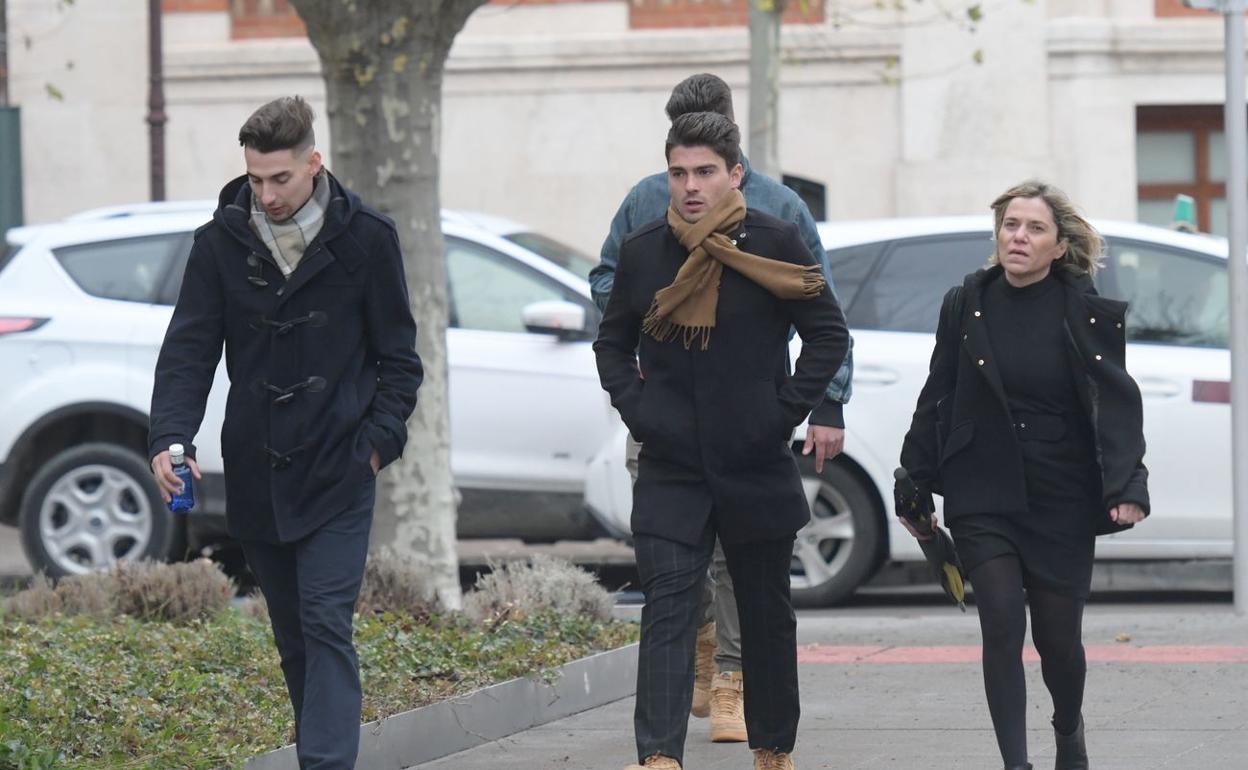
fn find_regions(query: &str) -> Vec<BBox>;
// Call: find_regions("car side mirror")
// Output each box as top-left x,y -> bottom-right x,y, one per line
521,300 -> 589,341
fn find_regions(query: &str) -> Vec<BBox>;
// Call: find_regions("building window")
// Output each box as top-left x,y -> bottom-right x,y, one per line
1154,0 -> 1216,18
487,0 -> 614,4
1136,106 -> 1232,235
782,174 -> 826,222
230,0 -> 305,39
162,0 -> 228,11
629,0 -> 824,30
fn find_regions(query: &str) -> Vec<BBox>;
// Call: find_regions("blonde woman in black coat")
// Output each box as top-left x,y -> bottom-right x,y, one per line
899,180 -> 1149,770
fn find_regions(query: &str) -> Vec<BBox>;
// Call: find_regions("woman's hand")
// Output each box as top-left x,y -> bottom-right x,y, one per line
1109,502 -> 1146,525
899,513 -> 937,541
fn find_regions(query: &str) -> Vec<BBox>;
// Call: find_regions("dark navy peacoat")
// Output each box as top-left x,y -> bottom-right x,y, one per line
594,210 -> 851,546
149,172 -> 423,543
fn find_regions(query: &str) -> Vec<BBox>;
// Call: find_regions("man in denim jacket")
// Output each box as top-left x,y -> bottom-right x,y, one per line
590,73 -> 854,744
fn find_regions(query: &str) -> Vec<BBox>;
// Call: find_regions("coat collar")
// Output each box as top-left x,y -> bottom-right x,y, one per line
963,262 -> 1095,295
957,263 -> 1100,415
214,170 -> 367,304
215,170 -> 362,257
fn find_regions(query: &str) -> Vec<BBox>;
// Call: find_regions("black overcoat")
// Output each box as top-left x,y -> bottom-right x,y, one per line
149,173 -> 424,543
900,264 -> 1149,534
594,210 -> 851,546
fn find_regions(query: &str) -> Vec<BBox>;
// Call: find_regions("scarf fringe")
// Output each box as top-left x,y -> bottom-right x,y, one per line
642,300 -> 713,351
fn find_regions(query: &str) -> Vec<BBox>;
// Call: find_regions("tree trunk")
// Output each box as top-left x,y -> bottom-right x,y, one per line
290,0 -> 487,610
747,0 -> 783,181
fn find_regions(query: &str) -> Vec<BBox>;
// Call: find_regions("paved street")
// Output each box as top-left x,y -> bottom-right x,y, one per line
418,599 -> 1248,770
0,526 -> 25,583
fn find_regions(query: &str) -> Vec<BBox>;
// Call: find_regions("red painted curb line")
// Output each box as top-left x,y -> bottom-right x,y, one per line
797,644 -> 1248,664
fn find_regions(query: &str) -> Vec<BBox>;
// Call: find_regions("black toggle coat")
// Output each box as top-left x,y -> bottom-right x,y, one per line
149,172 -> 423,543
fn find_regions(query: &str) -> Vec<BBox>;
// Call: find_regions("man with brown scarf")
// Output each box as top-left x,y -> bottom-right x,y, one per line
594,112 -> 850,770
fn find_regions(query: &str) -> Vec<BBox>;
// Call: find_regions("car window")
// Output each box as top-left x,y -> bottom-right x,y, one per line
53,234 -> 186,304
446,237 -> 596,335
847,233 -> 992,333
1100,239 -> 1228,349
157,235 -> 195,305
825,241 -> 885,310
0,241 -> 17,275
503,232 -> 596,282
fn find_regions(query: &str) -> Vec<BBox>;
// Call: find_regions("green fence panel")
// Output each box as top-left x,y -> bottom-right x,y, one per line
0,106 -> 24,237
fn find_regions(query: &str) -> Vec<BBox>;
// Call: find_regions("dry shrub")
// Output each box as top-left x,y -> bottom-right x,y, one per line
2,560 -> 231,623
2,574 -> 62,619
3,572 -> 118,619
355,548 -> 440,620
54,572 -> 119,617
464,554 -> 612,625
240,590 -> 269,621
113,559 -> 234,623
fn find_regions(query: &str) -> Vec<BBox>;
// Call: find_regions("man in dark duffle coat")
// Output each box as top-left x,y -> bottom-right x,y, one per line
148,96 -> 423,770
594,111 -> 850,770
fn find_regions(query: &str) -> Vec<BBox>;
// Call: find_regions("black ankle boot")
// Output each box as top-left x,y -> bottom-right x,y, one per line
1004,764 -> 1032,770
1054,715 -> 1089,769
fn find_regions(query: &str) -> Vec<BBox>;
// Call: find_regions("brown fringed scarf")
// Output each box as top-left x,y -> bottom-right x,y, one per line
641,188 -> 825,350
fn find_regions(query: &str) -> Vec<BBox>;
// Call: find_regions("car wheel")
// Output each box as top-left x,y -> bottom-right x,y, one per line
789,457 -> 882,607
19,443 -> 175,577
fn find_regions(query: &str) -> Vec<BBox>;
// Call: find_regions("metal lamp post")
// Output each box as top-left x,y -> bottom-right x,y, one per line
1184,0 -> 1248,614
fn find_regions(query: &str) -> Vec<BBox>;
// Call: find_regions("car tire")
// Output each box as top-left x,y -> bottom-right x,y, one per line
19,443 -> 175,577
789,457 -> 883,607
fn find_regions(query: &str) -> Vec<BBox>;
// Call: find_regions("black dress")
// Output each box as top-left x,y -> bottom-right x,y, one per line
949,271 -> 1102,597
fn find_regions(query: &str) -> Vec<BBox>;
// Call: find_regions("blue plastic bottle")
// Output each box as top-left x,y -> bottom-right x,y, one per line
169,443 -> 195,513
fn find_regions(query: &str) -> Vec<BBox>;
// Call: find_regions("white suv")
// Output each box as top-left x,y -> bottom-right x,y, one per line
0,204 -> 615,576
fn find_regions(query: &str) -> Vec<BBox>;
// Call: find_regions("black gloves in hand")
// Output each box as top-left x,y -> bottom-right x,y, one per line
893,467 -> 935,537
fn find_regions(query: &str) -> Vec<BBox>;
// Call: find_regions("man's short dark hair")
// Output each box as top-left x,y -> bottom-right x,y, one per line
665,111 -> 741,171
238,96 -> 316,154
665,73 -> 734,122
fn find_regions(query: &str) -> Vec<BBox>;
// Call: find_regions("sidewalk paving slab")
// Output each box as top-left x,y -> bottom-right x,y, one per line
413,601 -> 1248,770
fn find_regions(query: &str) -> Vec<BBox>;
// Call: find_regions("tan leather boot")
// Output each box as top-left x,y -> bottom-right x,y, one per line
691,620 -> 716,718
623,754 -> 682,770
753,748 -> 795,770
709,670 -> 747,742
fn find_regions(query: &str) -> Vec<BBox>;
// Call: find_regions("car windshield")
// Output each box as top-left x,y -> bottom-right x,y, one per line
504,232 -> 596,281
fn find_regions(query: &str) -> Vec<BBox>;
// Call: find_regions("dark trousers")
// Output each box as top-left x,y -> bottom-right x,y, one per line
633,522 -> 799,764
240,480 -> 375,770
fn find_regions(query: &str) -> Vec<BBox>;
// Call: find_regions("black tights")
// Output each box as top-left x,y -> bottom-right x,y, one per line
969,555 -> 1087,766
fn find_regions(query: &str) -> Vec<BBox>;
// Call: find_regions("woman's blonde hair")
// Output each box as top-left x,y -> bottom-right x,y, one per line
989,180 -> 1104,276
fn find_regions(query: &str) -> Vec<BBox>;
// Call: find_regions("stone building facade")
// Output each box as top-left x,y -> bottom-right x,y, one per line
4,0 -> 1239,252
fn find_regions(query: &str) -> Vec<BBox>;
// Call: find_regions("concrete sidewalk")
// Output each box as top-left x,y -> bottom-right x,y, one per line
416,598 -> 1248,770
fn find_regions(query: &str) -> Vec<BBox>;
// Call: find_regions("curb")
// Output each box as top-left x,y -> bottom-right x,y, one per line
243,642 -> 639,770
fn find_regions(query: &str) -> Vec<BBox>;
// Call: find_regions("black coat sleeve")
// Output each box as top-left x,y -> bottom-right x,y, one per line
899,285 -> 962,494
777,224 -> 851,429
592,236 -> 646,434
361,227 -> 424,468
1109,465 -> 1150,515
149,237 -> 226,461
